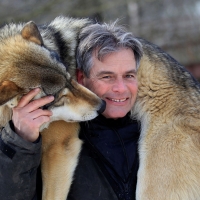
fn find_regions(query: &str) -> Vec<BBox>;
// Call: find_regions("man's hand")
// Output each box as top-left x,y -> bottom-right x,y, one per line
12,88 -> 54,142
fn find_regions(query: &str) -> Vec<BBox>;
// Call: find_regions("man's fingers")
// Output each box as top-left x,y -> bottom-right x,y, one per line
12,88 -> 55,142
17,88 -> 41,108
34,116 -> 51,124
15,90 -> 54,113
33,115 -> 52,128
31,109 -> 53,120
24,96 -> 54,113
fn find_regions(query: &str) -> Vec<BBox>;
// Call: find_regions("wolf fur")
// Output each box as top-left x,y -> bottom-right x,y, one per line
131,38 -> 200,200
0,16 -> 105,200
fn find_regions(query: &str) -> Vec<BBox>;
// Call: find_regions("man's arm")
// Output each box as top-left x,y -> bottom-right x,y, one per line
0,89 -> 54,200
0,121 -> 42,200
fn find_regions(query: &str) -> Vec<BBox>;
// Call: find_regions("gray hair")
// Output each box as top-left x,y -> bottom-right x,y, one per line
76,21 -> 143,77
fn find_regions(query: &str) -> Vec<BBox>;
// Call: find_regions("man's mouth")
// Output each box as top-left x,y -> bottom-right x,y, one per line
107,98 -> 127,102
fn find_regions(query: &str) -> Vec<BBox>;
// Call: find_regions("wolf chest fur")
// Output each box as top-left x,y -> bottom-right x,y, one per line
132,38 -> 200,200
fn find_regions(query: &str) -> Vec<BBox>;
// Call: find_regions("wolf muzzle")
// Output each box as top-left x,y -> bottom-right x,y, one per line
97,100 -> 106,114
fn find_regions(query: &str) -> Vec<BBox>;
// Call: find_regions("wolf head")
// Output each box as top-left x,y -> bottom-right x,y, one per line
0,21 -> 67,99
0,19 -> 105,128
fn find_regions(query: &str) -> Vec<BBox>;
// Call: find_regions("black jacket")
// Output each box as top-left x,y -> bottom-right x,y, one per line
0,122 -> 41,200
0,114 -> 140,200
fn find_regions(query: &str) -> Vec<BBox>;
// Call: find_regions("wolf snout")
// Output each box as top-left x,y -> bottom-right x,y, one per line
97,100 -> 106,114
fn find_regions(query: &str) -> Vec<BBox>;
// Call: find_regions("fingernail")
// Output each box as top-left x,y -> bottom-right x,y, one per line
34,88 -> 40,92
49,96 -> 54,100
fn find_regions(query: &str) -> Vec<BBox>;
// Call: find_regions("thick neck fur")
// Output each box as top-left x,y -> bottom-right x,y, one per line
0,105 -> 13,128
131,39 -> 200,131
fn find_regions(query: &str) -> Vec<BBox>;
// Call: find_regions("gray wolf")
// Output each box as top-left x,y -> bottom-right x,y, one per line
0,16 -> 105,200
131,38 -> 200,200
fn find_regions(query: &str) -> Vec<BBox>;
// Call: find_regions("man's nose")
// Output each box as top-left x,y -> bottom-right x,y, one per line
112,79 -> 127,93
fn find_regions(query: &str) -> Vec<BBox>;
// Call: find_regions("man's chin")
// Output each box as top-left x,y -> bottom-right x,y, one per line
102,110 -> 128,119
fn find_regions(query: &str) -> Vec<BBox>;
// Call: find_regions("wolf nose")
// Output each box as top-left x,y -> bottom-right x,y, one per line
97,100 -> 106,114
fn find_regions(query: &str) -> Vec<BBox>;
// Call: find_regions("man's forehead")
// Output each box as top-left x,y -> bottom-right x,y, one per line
90,48 -> 136,75
92,69 -> 137,76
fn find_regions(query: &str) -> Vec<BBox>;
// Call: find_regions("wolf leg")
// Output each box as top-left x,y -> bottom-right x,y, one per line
41,121 -> 82,200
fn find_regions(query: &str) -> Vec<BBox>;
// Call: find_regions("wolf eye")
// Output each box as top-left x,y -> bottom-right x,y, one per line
50,51 -> 61,62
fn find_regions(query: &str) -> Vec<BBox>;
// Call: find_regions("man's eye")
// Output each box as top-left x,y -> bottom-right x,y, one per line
126,74 -> 135,78
102,76 -> 111,79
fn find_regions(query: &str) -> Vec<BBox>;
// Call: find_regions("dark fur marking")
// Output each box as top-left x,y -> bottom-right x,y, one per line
138,38 -> 200,90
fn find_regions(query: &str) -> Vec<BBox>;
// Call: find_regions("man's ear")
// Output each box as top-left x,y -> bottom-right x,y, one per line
76,69 -> 85,85
0,81 -> 23,105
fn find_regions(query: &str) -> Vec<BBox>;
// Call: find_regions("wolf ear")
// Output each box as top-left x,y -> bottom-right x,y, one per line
21,21 -> 43,46
0,81 -> 23,106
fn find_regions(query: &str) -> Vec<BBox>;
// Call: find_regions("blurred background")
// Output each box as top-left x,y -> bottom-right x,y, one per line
0,0 -> 200,81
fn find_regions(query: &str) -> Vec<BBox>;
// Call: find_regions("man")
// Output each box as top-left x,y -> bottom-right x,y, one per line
0,21 -> 142,200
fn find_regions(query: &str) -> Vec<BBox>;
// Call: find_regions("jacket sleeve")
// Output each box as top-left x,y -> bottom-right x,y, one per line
0,121 -> 42,200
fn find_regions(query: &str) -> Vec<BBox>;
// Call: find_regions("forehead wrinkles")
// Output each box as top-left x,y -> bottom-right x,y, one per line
90,68 -> 136,79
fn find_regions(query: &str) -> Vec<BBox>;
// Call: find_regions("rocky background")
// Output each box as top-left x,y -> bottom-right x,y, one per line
1,0 -> 200,80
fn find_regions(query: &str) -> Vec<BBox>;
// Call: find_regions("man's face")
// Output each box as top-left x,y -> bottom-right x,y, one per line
77,48 -> 138,119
